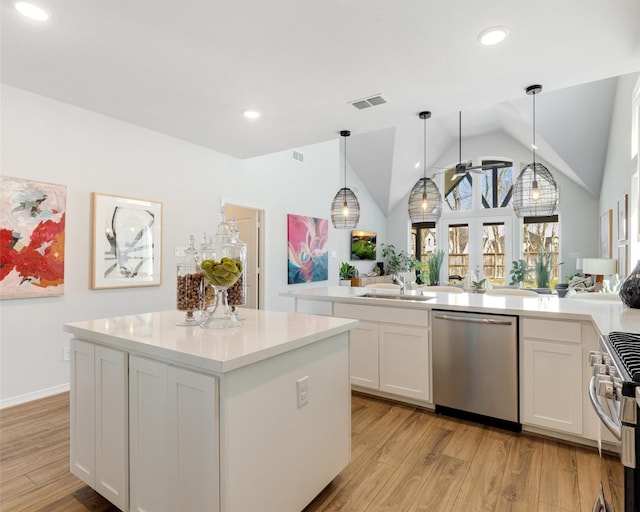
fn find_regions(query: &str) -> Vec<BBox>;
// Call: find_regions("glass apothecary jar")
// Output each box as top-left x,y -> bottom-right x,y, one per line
198,207 -> 246,329
227,217 -> 247,315
176,235 -> 204,326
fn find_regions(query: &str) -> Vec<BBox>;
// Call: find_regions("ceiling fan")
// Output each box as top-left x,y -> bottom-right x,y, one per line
433,111 -> 510,180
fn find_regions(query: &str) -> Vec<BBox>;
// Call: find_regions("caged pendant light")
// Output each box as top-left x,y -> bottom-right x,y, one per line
513,84 -> 558,218
331,130 -> 360,229
408,111 -> 442,223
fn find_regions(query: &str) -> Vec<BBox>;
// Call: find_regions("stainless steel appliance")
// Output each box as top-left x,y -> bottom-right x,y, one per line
432,310 -> 519,431
589,331 -> 640,511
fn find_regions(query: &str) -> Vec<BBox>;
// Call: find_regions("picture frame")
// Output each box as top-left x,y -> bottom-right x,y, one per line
600,209 -> 612,258
617,194 -> 628,241
617,244 -> 628,277
0,176 -> 67,299
91,193 -> 162,289
287,213 -> 328,284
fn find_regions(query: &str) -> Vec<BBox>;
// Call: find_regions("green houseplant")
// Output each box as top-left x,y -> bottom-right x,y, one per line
471,278 -> 487,293
423,249 -> 445,286
509,259 -> 531,287
533,248 -> 554,289
339,262 -> 357,283
381,243 -> 412,274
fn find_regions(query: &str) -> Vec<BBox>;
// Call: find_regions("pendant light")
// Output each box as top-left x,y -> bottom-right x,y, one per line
513,84 -> 558,218
331,130 -> 360,229
408,111 -> 442,223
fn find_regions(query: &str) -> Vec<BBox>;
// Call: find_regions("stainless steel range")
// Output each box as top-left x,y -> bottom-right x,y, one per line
589,331 -> 640,511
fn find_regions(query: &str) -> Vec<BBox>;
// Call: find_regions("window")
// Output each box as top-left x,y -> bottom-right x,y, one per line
523,215 -> 560,287
482,222 -> 506,285
448,224 -> 469,280
480,160 -> 513,209
411,222 -> 436,266
444,170 -> 473,211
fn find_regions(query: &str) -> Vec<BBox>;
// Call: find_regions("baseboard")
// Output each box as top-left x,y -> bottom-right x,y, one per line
0,383 -> 70,409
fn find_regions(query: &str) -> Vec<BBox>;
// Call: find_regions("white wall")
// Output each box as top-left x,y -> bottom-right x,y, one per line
600,72 -> 640,275
0,85 -> 386,405
386,131 -> 599,280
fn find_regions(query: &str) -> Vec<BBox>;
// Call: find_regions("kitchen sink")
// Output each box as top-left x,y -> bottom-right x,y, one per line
362,293 -> 435,301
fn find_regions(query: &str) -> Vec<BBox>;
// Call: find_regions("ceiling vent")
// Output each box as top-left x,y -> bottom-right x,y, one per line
350,94 -> 388,110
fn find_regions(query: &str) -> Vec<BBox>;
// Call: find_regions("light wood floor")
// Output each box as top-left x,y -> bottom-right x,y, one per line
0,392 -> 623,512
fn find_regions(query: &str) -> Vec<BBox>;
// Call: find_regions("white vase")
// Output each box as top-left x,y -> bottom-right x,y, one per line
463,269 -> 477,292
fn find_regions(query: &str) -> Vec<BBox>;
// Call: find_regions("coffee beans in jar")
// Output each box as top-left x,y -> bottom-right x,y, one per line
228,275 -> 245,306
177,273 -> 203,312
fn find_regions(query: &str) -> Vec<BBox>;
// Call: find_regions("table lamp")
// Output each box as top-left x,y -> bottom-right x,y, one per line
582,258 -> 617,292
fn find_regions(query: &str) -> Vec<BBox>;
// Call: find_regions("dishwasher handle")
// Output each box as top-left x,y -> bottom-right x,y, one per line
433,313 -> 514,326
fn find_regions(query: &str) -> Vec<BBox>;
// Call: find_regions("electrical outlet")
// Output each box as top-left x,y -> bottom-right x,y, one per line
63,347 -> 70,362
296,376 -> 309,408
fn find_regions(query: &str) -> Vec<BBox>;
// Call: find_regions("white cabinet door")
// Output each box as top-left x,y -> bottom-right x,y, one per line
349,321 -> 379,389
379,324 -> 430,401
167,366 -> 219,512
129,356 -> 170,512
94,346 -> 128,509
130,356 -> 219,512
70,340 -> 128,511
522,339 -> 583,434
70,339 -> 95,486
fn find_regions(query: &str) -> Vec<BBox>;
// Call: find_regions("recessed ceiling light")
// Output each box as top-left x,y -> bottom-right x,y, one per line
478,26 -> 509,46
14,1 -> 51,21
243,110 -> 261,119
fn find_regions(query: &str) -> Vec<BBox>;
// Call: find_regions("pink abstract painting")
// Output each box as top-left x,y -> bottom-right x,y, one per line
1,177 -> 66,299
287,214 -> 328,284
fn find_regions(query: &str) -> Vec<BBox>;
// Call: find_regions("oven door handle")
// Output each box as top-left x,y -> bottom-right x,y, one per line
588,376 -> 622,441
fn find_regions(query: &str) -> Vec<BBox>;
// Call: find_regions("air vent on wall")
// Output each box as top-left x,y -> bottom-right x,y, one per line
349,94 -> 389,110
292,150 -> 304,162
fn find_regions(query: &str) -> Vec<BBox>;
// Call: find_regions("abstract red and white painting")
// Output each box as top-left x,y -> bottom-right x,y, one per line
0,177 -> 66,299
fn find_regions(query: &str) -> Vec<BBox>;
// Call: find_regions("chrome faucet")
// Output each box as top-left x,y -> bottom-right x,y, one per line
392,274 -> 406,292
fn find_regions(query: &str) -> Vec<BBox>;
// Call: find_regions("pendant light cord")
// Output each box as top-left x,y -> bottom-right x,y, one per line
532,92 -> 537,165
343,133 -> 348,203
423,115 -> 427,180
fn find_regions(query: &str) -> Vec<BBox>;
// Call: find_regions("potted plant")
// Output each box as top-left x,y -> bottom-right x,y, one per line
509,259 -> 531,287
471,278 -> 487,293
422,249 -> 445,286
533,248 -> 553,292
381,243 -> 412,274
339,262 -> 357,286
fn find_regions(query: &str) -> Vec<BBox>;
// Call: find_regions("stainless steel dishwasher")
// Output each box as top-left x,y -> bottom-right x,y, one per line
431,310 -> 520,431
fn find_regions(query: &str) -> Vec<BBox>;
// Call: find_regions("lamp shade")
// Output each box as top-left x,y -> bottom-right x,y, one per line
513,85 -> 558,218
582,258 -> 617,276
408,110 -> 442,223
408,177 -> 442,223
330,187 -> 360,229
513,163 -> 558,217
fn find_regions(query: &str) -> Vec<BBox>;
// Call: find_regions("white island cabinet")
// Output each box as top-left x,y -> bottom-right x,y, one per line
65,309 -> 358,512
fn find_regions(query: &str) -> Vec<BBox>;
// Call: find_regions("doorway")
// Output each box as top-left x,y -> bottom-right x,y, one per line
225,204 -> 264,310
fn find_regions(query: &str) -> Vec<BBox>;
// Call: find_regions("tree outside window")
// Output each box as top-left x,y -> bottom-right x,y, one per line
523,215 -> 560,287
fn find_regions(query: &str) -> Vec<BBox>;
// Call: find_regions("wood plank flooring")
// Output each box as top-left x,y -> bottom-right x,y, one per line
0,392 -> 623,512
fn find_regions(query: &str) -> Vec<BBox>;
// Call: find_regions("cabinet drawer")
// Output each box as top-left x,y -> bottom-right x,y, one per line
522,318 -> 581,343
335,303 -> 428,327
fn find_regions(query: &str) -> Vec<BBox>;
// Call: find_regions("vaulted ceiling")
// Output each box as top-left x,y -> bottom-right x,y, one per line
2,1 -> 639,214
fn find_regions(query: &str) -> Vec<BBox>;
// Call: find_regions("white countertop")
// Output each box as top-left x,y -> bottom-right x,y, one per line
281,286 -> 640,335
64,309 -> 359,373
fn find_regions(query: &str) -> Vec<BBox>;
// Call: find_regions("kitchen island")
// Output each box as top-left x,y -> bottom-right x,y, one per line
64,309 -> 358,512
282,286 -> 640,447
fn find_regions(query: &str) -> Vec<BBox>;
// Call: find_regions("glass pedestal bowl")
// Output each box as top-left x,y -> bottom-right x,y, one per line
200,258 -> 243,329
